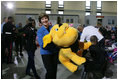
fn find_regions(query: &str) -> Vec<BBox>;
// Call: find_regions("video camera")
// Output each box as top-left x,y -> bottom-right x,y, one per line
28,17 -> 33,27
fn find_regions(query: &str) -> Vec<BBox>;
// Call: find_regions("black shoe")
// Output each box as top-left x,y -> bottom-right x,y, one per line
35,75 -> 40,79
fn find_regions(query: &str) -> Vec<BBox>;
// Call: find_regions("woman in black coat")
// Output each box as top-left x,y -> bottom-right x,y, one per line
24,18 -> 40,79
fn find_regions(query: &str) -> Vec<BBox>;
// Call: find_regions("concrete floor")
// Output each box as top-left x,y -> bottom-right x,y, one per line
2,48 -> 117,79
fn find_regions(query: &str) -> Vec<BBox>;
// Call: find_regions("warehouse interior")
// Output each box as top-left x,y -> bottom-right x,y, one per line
1,1 -> 117,79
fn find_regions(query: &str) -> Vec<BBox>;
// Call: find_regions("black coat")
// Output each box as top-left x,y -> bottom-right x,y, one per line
89,44 -> 105,64
23,25 -> 37,51
3,21 -> 16,44
84,44 -> 106,72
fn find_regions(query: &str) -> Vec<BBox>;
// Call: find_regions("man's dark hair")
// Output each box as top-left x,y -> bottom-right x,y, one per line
90,35 -> 98,43
8,16 -> 13,20
27,18 -> 36,27
38,13 -> 49,23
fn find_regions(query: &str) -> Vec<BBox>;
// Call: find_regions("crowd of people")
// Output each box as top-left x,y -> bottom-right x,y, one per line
77,23 -> 117,78
1,13 -> 117,79
1,16 -> 40,79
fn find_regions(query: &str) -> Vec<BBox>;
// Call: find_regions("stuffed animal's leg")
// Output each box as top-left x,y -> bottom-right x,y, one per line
70,52 -> 86,65
60,48 -> 86,66
59,54 -> 78,72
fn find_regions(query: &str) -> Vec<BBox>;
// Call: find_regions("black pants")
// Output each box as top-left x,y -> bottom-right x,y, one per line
1,34 -> 6,63
98,38 -> 107,76
41,53 -> 58,79
84,60 -> 104,79
4,35 -> 13,63
26,51 -> 38,76
15,37 -> 22,55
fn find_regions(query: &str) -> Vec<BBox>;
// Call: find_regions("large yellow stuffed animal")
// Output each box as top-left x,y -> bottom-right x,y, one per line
43,23 -> 91,72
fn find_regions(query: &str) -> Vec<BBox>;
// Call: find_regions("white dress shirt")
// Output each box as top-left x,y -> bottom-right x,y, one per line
80,26 -> 104,42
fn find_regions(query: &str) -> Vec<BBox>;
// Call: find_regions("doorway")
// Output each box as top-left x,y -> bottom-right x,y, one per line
97,19 -> 102,26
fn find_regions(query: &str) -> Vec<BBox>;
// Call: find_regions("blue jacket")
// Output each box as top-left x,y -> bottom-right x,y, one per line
37,25 -> 53,55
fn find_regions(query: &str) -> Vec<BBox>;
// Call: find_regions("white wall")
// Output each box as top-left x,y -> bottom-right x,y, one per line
64,1 -> 85,10
15,1 -> 45,14
102,1 -> 117,13
102,1 -> 117,16
102,16 -> 117,26
85,16 -> 97,26
51,1 -> 58,14
15,1 -> 45,9
15,14 -> 39,28
1,1 -> 117,26
64,1 -> 85,24
85,16 -> 117,27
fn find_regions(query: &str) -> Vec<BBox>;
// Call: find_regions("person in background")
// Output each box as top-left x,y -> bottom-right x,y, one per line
37,13 -> 59,79
22,19 -> 30,50
78,25 -> 105,49
78,25 -> 105,59
23,18 -> 40,79
3,16 -> 16,64
105,26 -> 112,39
77,24 -> 84,40
1,17 -> 8,34
77,25 -> 88,57
96,22 -> 108,39
15,22 -> 23,56
111,26 -> 117,42
1,17 -> 8,63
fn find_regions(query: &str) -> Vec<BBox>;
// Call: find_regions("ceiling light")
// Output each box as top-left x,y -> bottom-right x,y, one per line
7,2 -> 13,9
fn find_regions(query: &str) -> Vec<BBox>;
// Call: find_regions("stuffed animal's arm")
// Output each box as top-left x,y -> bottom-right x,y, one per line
43,34 -> 52,48
83,42 -> 92,50
79,41 -> 92,50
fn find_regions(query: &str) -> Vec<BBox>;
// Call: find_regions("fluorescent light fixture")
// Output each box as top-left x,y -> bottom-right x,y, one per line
59,1 -> 63,5
97,13 -> 101,16
86,12 -> 90,16
58,11 -> 63,14
86,1 -> 90,6
7,2 -> 13,9
46,1 -> 51,4
46,11 -> 51,14
97,1 -> 101,8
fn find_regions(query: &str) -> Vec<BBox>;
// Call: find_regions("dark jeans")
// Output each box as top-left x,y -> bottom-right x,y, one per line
1,34 -> 6,63
98,38 -> 107,76
4,35 -> 13,63
84,60 -> 105,79
26,51 -> 38,76
41,53 -> 58,79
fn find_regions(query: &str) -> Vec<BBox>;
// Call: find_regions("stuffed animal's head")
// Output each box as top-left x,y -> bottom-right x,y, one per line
49,23 -> 78,47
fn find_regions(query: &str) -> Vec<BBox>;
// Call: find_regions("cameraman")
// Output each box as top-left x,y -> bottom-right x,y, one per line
22,18 -> 40,79
21,17 -> 35,50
